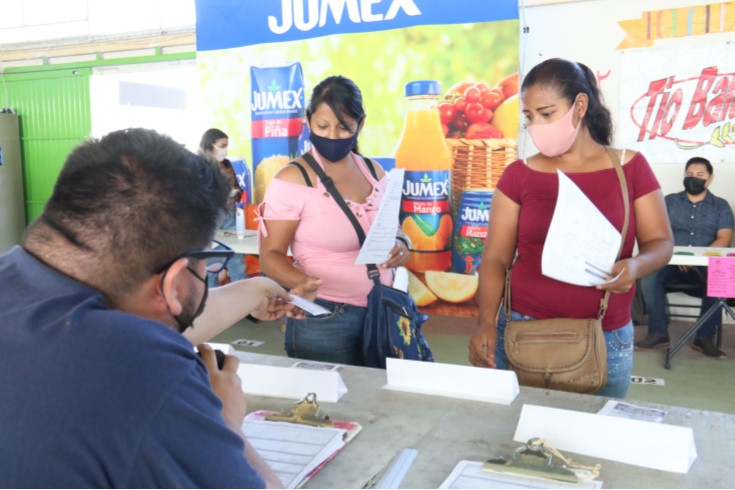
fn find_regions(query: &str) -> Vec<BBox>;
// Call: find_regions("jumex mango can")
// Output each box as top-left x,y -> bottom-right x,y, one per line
452,189 -> 492,274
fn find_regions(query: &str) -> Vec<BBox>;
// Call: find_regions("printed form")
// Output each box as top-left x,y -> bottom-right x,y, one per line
243,419 -> 347,488
541,170 -> 622,287
439,460 -> 602,489
355,168 -> 405,265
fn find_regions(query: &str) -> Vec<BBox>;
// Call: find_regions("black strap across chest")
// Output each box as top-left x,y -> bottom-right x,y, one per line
299,152 -> 381,283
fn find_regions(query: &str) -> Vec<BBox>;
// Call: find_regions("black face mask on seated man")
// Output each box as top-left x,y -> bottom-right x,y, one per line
683,176 -> 707,195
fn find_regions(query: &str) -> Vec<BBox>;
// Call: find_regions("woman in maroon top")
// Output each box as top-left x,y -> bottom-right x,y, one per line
468,58 -> 673,398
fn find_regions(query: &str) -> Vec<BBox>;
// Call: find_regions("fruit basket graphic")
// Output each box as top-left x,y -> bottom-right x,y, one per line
447,137 -> 517,212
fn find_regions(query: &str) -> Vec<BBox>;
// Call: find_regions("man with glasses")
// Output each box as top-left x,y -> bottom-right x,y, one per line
0,129 -> 290,487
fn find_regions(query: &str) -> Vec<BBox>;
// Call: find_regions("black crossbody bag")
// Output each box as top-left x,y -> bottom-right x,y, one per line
299,153 -> 434,368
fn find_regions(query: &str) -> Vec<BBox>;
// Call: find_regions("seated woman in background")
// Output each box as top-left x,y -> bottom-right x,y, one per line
258,75 -> 410,365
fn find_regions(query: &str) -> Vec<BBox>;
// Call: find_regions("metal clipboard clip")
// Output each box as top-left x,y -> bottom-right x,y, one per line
264,392 -> 334,427
483,438 -> 601,483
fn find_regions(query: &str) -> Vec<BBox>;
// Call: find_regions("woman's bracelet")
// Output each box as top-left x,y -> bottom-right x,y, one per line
396,229 -> 412,250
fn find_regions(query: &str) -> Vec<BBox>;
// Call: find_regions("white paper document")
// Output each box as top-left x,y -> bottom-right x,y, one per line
243,418 -> 347,489
541,171 -> 622,286
356,168 -> 405,265
439,460 -> 602,489
238,363 -> 348,402
514,404 -> 697,473
383,358 -> 519,405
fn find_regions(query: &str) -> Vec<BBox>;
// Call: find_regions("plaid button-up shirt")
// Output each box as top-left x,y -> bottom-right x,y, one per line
666,190 -> 734,247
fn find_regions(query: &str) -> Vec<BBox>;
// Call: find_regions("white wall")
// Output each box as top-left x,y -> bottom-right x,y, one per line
519,0 -> 735,229
90,60 -> 205,151
0,0 -> 195,47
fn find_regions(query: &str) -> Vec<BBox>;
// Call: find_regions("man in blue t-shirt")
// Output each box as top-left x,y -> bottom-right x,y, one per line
637,157 -> 734,358
0,129 -> 292,488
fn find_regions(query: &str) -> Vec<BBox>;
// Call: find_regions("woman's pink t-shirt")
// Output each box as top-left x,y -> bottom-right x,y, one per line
497,152 -> 660,330
259,154 -> 393,307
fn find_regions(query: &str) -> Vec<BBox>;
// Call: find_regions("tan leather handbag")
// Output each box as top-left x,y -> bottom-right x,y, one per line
504,149 -> 629,394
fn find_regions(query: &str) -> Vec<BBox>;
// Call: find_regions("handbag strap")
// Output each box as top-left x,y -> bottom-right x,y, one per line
302,152 -> 381,285
504,148 -> 630,321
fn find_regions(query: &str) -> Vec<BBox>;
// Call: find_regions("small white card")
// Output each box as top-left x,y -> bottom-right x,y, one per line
288,294 -> 330,316
291,361 -> 342,371
238,363 -> 347,402
203,342 -> 236,355
597,400 -> 666,423
514,404 -> 697,473
233,338 -> 265,347
383,358 -> 519,405
630,375 -> 665,386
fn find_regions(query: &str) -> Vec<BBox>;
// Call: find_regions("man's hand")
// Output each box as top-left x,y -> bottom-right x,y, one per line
198,343 -> 247,432
247,276 -> 295,321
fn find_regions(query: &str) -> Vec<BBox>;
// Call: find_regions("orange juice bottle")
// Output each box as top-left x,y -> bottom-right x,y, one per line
394,80 -> 453,272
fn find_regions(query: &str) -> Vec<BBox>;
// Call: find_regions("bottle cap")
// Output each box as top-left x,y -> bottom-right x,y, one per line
405,80 -> 441,97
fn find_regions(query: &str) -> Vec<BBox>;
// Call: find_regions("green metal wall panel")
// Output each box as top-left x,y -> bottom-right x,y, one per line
3,68 -> 91,223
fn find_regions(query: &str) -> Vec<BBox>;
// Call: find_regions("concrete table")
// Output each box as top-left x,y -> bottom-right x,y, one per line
235,351 -> 735,488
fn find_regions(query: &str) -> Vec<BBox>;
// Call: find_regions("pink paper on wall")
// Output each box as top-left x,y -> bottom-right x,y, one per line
707,257 -> 735,298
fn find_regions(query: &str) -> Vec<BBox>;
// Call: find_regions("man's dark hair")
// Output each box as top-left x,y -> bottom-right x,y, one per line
685,156 -> 713,175
521,58 -> 613,146
25,128 -> 229,301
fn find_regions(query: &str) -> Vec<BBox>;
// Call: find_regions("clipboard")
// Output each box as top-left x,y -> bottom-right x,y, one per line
244,394 -> 362,489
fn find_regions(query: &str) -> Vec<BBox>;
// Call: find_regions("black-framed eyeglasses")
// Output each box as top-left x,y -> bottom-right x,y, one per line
153,239 -> 234,276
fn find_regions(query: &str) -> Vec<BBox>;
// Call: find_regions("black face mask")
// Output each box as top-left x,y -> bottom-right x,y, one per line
309,131 -> 358,162
173,267 -> 209,333
683,176 -> 707,195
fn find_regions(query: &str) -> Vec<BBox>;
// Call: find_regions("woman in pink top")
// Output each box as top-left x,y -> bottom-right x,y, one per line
468,58 -> 674,398
259,76 -> 411,366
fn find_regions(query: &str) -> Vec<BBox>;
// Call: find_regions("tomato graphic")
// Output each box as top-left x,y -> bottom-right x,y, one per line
463,86 -> 481,104
438,102 -> 457,124
480,90 -> 504,111
465,102 -> 489,124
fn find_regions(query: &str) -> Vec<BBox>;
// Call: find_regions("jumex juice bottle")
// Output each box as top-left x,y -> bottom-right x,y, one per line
394,80 -> 453,272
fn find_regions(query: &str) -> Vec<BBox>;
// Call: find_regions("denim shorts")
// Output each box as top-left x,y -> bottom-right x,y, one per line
496,306 -> 634,398
285,298 -> 366,366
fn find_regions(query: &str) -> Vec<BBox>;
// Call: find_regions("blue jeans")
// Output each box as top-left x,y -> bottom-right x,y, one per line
495,306 -> 634,398
640,265 -> 720,339
285,299 -> 366,366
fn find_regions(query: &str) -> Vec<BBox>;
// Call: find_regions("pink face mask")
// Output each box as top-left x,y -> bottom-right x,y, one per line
527,97 -> 581,157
